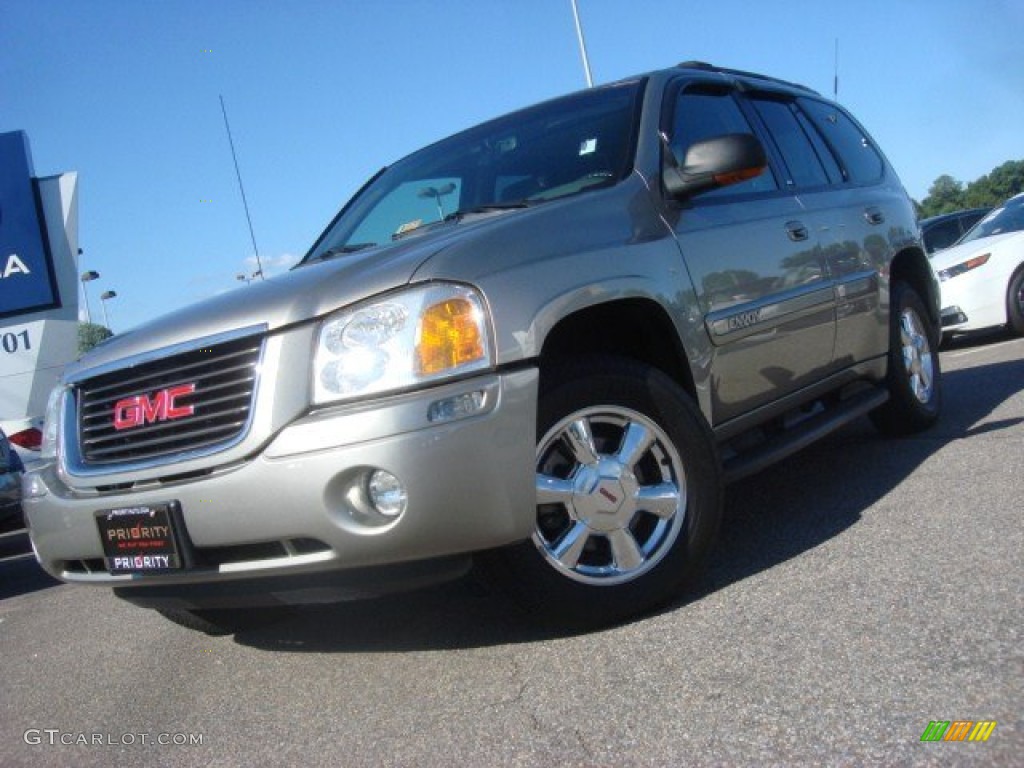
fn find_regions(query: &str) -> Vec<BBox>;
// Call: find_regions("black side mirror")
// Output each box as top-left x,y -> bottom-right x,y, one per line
663,133 -> 767,199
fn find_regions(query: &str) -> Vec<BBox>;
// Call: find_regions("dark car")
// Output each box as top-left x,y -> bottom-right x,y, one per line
921,207 -> 992,254
1,428 -> 25,528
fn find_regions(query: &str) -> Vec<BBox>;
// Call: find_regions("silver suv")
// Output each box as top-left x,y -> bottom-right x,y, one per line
24,62 -> 941,632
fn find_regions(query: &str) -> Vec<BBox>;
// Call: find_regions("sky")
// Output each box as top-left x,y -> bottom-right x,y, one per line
5,0 -> 1023,333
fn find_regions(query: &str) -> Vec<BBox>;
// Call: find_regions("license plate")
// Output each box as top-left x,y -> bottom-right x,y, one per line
96,503 -> 182,573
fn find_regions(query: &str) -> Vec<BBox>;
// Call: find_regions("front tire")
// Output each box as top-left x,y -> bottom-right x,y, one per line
870,282 -> 942,435
481,357 -> 722,627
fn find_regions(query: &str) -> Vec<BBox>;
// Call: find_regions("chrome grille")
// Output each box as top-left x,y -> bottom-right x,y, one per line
76,334 -> 263,465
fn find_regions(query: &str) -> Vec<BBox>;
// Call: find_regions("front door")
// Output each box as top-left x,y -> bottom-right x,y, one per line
663,83 -> 835,424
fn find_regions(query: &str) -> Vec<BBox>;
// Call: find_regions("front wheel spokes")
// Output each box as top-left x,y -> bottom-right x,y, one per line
536,474 -> 576,506
552,522 -> 590,569
634,483 -> 682,519
616,421 -> 654,469
563,417 -> 599,465
607,528 -> 644,570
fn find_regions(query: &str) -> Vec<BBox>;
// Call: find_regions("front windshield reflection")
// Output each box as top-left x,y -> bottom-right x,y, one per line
302,80 -> 644,264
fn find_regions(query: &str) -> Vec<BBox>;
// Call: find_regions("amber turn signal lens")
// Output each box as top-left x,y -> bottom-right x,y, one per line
416,298 -> 485,375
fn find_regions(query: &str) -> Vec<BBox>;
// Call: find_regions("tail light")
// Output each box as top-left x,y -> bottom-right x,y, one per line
8,428 -> 42,451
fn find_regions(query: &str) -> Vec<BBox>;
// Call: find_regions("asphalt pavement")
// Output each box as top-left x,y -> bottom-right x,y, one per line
1,333 -> 1021,767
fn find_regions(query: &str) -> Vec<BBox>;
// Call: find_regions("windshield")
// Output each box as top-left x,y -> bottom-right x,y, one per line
302,80 -> 644,264
958,195 -> 1024,245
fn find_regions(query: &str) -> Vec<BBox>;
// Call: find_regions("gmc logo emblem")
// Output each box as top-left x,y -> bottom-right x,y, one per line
113,383 -> 196,431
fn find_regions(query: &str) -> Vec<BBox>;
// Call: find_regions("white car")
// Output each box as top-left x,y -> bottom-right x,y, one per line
932,193 -> 1024,339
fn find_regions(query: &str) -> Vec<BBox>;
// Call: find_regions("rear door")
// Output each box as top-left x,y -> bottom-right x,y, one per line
794,97 -> 899,366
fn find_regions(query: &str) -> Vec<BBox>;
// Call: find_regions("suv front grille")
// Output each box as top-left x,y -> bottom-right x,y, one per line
76,334 -> 263,465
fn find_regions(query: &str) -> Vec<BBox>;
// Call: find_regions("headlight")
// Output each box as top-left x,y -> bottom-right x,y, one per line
313,283 -> 493,405
938,253 -> 990,281
40,385 -> 67,461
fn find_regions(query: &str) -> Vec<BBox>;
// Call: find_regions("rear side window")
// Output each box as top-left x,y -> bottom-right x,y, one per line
798,98 -> 884,184
668,87 -> 778,197
750,97 -> 830,188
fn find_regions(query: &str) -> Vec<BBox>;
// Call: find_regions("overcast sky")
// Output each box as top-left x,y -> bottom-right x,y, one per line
5,0 -> 1022,332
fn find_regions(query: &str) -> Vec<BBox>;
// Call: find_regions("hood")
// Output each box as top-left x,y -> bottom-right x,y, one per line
929,230 -> 1023,271
67,221 -> 490,376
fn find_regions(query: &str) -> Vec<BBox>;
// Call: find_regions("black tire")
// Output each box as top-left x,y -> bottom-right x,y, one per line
870,282 -> 942,435
1007,267 -> 1024,336
479,356 -> 722,627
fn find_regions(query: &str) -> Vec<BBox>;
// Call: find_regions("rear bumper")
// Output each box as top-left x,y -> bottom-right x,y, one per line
23,369 -> 538,604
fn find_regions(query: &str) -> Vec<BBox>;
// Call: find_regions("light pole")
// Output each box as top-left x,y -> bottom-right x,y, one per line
80,270 -> 100,324
100,290 -> 117,330
570,0 -> 594,88
417,182 -> 456,221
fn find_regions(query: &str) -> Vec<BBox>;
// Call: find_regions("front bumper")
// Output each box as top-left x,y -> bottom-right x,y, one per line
938,268 -> 1007,333
23,368 -> 538,604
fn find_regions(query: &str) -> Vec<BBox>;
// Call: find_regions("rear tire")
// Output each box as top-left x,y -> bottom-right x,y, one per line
1007,268 -> 1024,336
480,356 -> 722,627
870,282 -> 942,435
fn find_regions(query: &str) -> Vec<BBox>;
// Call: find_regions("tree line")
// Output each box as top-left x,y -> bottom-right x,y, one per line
916,159 -> 1024,219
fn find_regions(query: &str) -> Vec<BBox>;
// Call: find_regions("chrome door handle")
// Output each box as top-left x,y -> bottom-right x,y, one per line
864,207 -> 885,225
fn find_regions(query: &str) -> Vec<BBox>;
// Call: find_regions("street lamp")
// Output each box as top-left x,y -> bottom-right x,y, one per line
99,290 -> 117,330
80,270 -> 100,324
417,182 -> 456,221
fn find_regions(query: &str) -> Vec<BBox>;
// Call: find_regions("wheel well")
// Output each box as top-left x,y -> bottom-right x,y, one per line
539,299 -> 696,398
890,247 -> 939,325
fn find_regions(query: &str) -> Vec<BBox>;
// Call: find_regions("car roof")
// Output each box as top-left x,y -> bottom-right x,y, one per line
674,60 -> 819,95
920,207 -> 992,227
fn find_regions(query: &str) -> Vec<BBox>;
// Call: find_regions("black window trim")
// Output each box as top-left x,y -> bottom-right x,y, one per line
795,95 -> 888,188
658,76 -> 792,207
739,90 -> 838,194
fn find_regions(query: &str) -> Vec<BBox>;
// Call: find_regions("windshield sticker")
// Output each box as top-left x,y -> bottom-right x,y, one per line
579,138 -> 598,156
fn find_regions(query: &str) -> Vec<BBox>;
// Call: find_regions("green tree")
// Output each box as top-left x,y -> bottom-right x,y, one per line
919,174 -> 964,218
78,322 -> 113,354
963,160 -> 1024,209
919,160 -> 1024,218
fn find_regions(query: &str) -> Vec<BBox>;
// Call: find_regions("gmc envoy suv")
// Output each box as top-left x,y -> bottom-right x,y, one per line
24,62 -> 941,633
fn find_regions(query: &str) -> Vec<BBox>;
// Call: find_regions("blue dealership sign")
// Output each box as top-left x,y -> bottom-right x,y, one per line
0,131 -> 61,318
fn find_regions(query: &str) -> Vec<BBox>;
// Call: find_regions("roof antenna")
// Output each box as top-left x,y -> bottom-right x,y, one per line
220,94 -> 265,281
570,0 -> 594,88
833,38 -> 839,99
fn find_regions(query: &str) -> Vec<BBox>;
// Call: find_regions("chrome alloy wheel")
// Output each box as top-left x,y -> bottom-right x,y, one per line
899,307 -> 935,405
533,406 -> 687,585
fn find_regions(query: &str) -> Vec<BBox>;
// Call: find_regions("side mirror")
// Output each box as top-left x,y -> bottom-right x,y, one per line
663,133 -> 767,199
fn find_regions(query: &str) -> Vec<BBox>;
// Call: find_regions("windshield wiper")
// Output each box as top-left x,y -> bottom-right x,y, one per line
315,242 -> 377,261
444,201 -> 534,221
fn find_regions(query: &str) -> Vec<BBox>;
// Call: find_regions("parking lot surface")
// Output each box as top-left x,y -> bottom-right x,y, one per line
1,334 -> 1021,767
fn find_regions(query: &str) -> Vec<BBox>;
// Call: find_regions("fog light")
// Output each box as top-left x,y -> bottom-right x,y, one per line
367,470 -> 407,518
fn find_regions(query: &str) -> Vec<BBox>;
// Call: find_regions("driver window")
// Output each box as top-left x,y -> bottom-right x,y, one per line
670,88 -> 778,197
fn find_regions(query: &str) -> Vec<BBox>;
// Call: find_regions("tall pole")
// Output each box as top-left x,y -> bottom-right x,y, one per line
570,0 -> 594,88
220,95 -> 265,281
